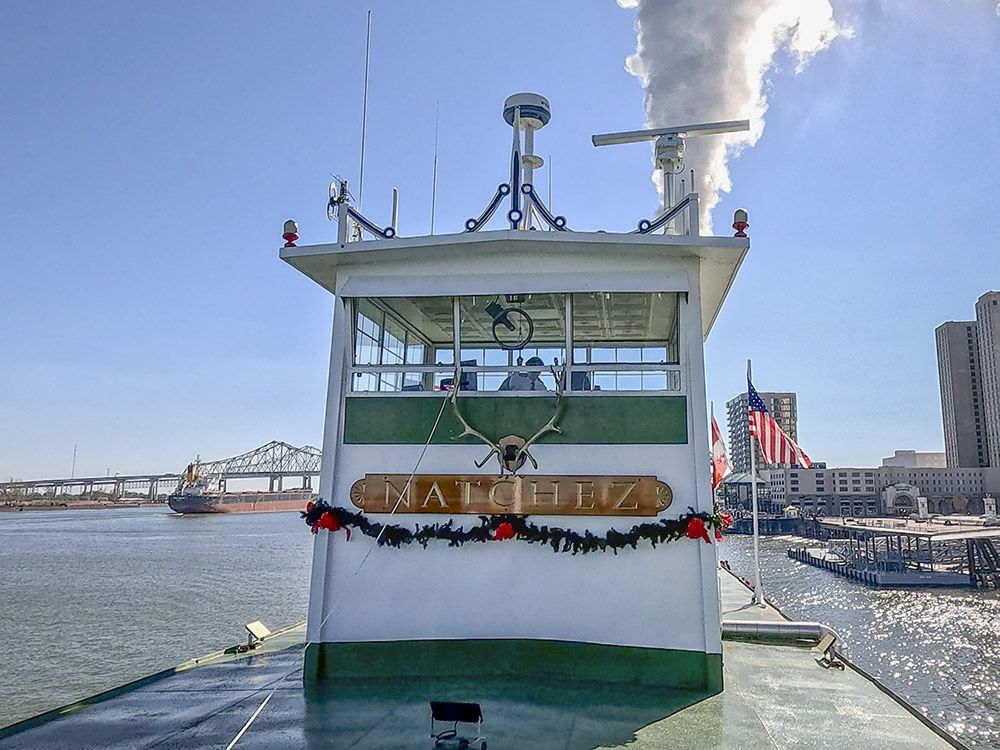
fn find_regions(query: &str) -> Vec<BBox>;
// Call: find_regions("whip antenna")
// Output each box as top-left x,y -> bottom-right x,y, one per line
358,10 -> 372,211
431,100 -> 439,234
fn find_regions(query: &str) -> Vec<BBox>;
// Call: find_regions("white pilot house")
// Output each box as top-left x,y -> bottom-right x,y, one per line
282,94 -> 749,694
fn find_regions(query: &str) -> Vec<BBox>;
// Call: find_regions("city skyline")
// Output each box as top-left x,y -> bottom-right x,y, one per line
3,2 -> 1000,479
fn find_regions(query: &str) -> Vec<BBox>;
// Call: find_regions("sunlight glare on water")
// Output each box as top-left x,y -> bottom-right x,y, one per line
722,534 -> 1000,749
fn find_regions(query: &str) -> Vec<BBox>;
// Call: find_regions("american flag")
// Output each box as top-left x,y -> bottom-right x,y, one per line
748,380 -> 811,468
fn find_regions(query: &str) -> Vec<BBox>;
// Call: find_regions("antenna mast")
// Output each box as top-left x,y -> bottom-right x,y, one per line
547,154 -> 552,218
358,10 -> 372,211
430,100 -> 439,234
502,93 -> 551,229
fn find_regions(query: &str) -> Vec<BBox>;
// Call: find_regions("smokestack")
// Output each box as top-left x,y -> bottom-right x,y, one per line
618,0 -> 847,231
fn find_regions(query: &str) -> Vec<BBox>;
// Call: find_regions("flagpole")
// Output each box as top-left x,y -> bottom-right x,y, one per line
748,359 -> 765,608
710,401 -> 716,506
710,399 -> 724,607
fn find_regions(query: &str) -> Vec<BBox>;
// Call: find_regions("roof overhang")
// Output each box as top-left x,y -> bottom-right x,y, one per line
280,230 -> 748,340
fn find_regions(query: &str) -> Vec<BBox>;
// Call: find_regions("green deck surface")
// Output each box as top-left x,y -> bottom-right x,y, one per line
0,574 -> 966,749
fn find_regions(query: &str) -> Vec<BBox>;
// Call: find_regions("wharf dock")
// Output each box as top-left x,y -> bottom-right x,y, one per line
728,515 -> 802,535
789,516 -> 1000,588
788,547 -> 971,586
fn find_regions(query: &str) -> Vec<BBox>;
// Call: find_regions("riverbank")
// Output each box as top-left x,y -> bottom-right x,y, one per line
0,501 -> 168,513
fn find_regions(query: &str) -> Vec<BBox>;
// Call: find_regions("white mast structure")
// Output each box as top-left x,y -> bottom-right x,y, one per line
503,93 -> 550,230
592,120 -> 749,233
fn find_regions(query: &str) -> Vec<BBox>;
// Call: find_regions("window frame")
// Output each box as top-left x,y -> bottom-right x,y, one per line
346,292 -> 685,397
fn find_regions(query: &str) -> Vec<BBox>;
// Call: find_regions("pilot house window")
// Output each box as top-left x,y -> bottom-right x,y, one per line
348,292 -> 682,394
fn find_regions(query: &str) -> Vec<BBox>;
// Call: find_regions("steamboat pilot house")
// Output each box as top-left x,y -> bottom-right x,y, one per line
281,94 -> 749,695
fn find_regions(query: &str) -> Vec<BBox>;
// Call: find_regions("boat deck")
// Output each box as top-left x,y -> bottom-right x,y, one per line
0,572 -> 964,749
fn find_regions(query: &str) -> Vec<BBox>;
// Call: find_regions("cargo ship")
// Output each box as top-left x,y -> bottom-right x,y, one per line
167,462 -> 314,514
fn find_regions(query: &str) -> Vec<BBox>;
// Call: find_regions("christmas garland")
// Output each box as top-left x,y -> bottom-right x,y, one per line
302,500 -> 733,554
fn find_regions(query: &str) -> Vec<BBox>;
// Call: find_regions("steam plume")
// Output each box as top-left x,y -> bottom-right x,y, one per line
618,0 -> 848,231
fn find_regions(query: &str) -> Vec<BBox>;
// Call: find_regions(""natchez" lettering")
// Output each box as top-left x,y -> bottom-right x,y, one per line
348,475 -> 672,516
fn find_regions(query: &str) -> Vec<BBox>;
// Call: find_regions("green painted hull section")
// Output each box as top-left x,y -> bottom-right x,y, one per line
344,396 -> 688,445
304,639 -> 722,692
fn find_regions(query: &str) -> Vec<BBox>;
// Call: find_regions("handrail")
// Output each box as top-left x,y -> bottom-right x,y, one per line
722,619 -> 843,653
349,363 -> 682,373
631,195 -> 693,235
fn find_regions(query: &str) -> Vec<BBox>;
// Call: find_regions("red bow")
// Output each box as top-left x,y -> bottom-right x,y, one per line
494,522 -> 514,541
684,517 -> 711,544
313,511 -> 351,540
718,512 -> 734,529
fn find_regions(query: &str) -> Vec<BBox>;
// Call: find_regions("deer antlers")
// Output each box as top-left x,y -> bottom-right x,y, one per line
449,372 -> 503,470
449,364 -> 564,475
514,366 -> 564,470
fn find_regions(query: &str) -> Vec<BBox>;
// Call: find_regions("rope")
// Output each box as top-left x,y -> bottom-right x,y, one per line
230,390 -> 452,746
352,391 -> 450,574
314,389 -> 451,633
225,692 -> 272,749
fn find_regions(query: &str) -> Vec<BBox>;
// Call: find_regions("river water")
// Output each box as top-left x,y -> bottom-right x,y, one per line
0,507 -> 312,729
1,512 -> 998,747
723,534 -> 1000,749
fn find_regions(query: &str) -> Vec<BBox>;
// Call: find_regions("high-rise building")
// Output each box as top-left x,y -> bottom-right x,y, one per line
935,320 -> 987,467
726,391 -> 798,474
935,291 -> 1000,468
976,292 -> 1000,467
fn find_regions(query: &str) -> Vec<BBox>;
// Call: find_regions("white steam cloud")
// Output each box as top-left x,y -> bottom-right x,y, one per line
618,0 -> 848,231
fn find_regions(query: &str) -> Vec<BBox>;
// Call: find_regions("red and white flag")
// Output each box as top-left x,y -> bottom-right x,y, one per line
711,416 -> 732,491
748,380 -> 812,468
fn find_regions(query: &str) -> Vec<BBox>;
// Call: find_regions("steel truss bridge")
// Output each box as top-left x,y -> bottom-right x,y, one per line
0,441 -> 321,501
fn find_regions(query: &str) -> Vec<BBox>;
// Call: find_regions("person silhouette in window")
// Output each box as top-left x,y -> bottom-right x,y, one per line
499,356 -> 548,391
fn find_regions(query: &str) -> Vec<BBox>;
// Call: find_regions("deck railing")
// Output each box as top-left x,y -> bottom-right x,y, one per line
347,364 -> 684,396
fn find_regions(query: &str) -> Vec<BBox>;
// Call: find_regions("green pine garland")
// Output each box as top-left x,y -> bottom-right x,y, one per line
302,500 -> 733,554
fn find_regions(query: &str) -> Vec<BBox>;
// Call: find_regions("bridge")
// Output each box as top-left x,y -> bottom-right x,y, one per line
0,441 -> 321,502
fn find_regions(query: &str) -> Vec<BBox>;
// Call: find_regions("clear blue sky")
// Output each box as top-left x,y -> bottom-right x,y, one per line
2,1 -> 998,480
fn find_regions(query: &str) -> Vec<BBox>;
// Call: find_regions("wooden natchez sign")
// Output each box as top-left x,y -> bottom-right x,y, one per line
349,475 -> 672,516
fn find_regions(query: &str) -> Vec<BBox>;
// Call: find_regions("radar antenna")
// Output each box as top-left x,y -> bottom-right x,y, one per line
592,119 -> 749,232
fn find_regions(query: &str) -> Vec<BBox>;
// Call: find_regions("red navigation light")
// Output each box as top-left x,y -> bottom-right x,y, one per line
282,219 -> 299,247
732,208 -> 749,238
